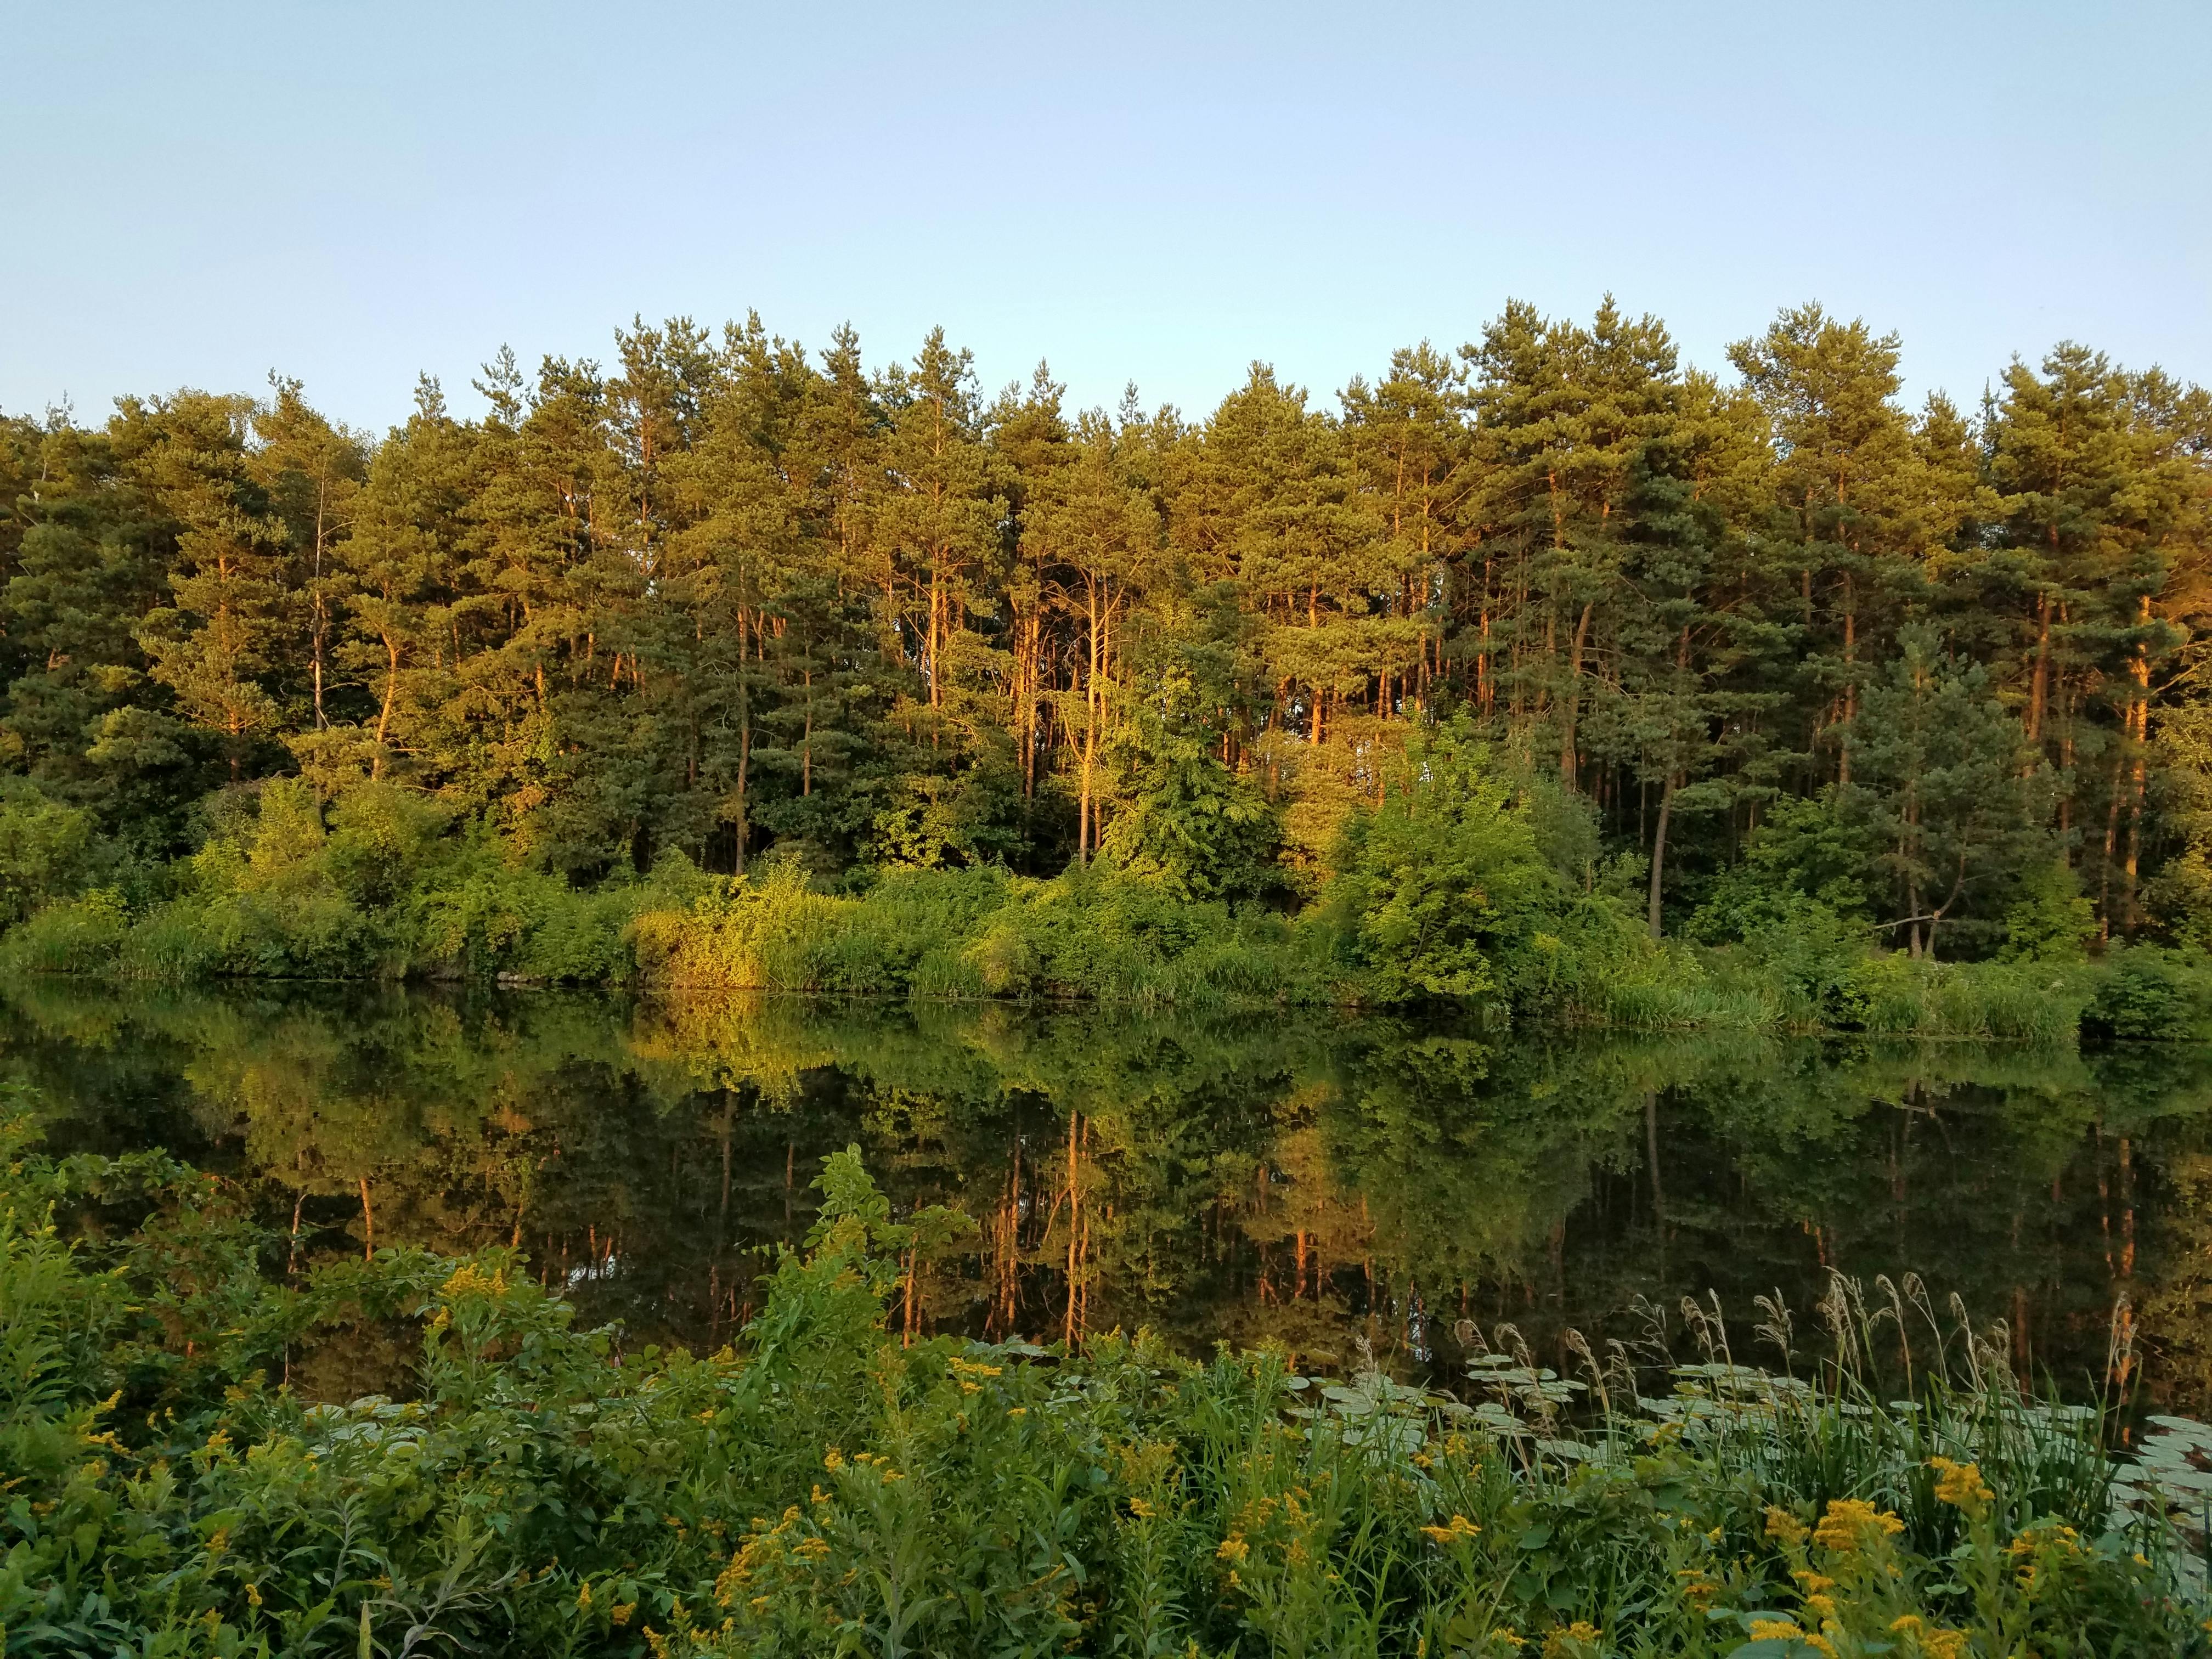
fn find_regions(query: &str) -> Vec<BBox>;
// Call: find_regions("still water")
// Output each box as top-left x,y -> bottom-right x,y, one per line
14,980 -> 2212,1409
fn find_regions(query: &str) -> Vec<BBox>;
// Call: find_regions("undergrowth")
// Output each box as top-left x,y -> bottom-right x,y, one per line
3,1110 -> 2206,1657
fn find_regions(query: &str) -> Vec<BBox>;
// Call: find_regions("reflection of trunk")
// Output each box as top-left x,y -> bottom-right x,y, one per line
1063,1114 -> 1084,1345
1646,775 -> 1675,940
1644,1092 -> 1665,1226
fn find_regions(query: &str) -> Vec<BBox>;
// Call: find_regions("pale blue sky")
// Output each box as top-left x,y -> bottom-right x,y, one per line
4,1 -> 2207,432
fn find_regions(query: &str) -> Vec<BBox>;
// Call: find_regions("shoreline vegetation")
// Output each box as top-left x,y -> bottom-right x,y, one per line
2,300 -> 2211,1048
1,754 -> 2208,1043
6,1121 -> 2209,1656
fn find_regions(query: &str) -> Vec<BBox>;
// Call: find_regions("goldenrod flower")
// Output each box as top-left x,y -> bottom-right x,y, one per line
1813,1498 -> 1903,1551
1765,1506 -> 1809,1546
1928,1457 -> 1993,1510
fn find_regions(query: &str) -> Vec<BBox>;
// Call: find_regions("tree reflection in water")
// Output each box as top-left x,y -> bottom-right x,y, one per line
12,979 -> 2212,1409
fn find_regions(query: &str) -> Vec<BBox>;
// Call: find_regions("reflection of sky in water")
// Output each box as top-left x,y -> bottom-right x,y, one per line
12,980 -> 2211,1409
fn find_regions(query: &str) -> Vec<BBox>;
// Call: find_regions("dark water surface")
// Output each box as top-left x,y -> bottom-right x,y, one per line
14,979 -> 2212,1409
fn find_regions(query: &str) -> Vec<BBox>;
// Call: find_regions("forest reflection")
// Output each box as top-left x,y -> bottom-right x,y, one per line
14,980 -> 2212,1409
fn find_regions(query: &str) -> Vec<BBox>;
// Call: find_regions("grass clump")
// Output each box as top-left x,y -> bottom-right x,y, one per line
3,1110 -> 2205,1657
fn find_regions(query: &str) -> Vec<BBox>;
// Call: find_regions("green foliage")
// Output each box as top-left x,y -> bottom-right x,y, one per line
2083,945 -> 2212,1042
0,787 -> 97,928
0,309 -> 2207,1028
1,1114 -> 2203,1657
1325,720 -> 1602,1002
2001,861 -> 2100,964
631,859 -> 1340,1006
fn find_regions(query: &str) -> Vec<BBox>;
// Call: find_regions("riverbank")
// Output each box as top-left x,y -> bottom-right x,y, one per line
4,848 -> 2210,1045
5,1120 -> 2207,1657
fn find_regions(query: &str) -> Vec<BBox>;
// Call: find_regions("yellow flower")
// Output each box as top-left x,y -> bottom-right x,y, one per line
1805,1593 -> 1837,1618
823,1447 -> 844,1471
1008,1406 -> 1028,1417
1750,1619 -> 1805,1642
1764,1506 -> 1809,1547
1541,1622 -> 1601,1658
1128,1498 -> 1155,1519
1921,1632 -> 1968,1659
245,1584 -> 262,1608
1217,1534 -> 1250,1566
1420,1514 -> 1482,1544
1813,1498 -> 1903,1551
577,1582 -> 593,1612
611,1602 -> 635,1627
1928,1457 -> 1994,1510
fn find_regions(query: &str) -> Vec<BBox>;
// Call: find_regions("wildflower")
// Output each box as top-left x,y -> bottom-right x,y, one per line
1791,1571 -> 1836,1592
1128,1498 -> 1155,1519
1813,1498 -> 1904,1551
577,1582 -> 593,1612
1541,1622 -> 1601,1658
1764,1506 -> 1809,1547
1489,1631 -> 1526,1652
1805,1594 -> 1838,1618
1928,1457 -> 1993,1511
1750,1620 -> 1805,1643
823,1447 -> 844,1471
1008,1406 -> 1028,1417
811,1485 -> 831,1505
245,1584 -> 262,1608
1217,1534 -> 1250,1566
611,1603 -> 635,1627
1673,1570 -> 1719,1603
1420,1514 -> 1482,1544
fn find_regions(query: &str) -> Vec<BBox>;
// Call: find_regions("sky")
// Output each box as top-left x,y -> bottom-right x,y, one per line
4,0 -> 2208,435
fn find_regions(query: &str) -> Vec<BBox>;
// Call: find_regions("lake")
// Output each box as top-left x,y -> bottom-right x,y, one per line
13,979 -> 2210,1412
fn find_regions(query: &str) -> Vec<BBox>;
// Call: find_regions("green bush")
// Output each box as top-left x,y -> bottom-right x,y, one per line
1324,720 -> 1616,1003
2083,945 -> 2212,1042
